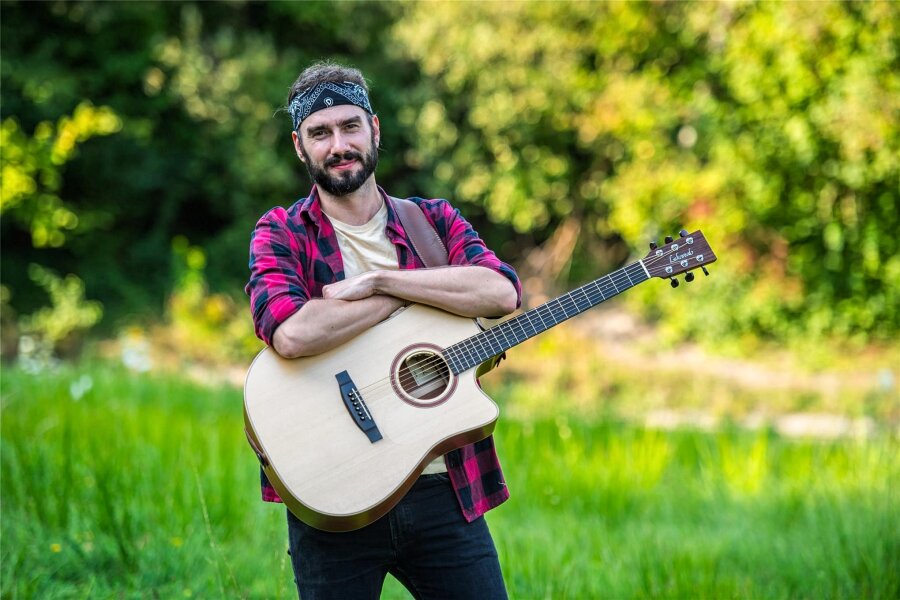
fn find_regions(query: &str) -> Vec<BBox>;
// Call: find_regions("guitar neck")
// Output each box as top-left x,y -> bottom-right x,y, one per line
443,260 -> 650,374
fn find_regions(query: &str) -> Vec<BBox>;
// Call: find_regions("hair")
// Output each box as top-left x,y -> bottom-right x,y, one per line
286,60 -> 369,107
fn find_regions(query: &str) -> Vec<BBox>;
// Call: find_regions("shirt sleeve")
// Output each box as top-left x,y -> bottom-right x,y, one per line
418,198 -> 522,309
245,207 -> 310,346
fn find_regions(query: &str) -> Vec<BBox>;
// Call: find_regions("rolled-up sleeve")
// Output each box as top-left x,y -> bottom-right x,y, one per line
245,208 -> 310,346
420,199 -> 522,309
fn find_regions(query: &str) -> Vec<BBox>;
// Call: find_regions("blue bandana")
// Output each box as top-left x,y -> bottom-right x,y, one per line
288,81 -> 374,130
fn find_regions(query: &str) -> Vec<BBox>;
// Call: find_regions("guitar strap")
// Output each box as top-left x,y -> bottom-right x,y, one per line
392,196 -> 507,373
390,197 -> 449,268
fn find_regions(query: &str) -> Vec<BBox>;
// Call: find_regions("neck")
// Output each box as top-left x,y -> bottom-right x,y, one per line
318,177 -> 382,226
441,260 -> 650,374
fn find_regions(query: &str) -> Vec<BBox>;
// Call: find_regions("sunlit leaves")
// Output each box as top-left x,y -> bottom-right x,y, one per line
0,103 -> 121,248
153,5 -> 276,125
20,264 -> 103,347
395,0 -> 899,341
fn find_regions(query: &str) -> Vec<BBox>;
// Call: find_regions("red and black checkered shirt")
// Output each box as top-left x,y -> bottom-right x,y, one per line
245,185 -> 521,522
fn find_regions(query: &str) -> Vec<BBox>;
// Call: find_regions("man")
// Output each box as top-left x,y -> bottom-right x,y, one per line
246,61 -> 520,599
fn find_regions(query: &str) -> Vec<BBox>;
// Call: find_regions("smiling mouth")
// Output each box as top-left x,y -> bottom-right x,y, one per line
330,160 -> 357,171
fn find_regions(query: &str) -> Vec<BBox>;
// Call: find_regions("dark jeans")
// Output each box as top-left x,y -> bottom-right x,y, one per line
286,473 -> 508,600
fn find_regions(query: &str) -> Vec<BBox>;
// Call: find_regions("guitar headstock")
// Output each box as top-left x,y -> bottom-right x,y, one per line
642,229 -> 717,287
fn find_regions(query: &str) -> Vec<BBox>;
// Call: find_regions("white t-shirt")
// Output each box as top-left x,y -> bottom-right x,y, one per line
326,201 -> 448,475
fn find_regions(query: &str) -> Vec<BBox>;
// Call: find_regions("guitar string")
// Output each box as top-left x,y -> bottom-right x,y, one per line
351,241 -> 704,401
362,261 -> 643,393
354,241 -> 703,398
359,264 -> 643,397
392,240 -> 700,386
359,240 -> 704,397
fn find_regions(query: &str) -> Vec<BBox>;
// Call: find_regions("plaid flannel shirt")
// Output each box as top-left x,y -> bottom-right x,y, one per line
245,185 -> 521,522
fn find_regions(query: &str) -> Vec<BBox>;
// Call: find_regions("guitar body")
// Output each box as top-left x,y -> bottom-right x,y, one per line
243,304 -> 498,532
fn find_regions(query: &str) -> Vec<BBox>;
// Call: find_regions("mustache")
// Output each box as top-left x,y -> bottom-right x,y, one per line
324,151 -> 363,168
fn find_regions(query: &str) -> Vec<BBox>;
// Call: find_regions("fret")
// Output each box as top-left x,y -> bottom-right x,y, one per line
638,259 -> 650,279
526,312 -> 541,336
468,335 -> 481,356
443,349 -> 459,374
515,314 -> 533,340
488,326 -> 508,353
472,332 -> 489,357
567,295 -> 581,317
625,262 -> 648,286
536,304 -> 554,329
558,296 -> 571,317
576,289 -> 592,312
578,285 -> 591,306
599,276 -> 615,299
510,314 -> 530,343
485,331 -> 503,355
496,321 -> 514,349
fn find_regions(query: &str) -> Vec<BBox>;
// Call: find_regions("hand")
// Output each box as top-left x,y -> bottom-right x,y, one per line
322,271 -> 379,301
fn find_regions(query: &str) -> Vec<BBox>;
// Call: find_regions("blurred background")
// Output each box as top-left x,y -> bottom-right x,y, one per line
2,2 -> 897,598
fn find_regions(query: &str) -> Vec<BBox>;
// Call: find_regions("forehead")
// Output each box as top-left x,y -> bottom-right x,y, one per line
300,104 -> 368,132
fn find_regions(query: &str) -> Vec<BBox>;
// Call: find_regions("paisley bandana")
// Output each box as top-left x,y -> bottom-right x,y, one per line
288,81 -> 374,130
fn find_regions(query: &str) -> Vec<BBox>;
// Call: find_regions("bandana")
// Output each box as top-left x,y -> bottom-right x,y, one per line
288,81 -> 374,129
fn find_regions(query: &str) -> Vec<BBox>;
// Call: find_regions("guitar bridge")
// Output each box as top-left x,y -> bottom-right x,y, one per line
335,371 -> 382,444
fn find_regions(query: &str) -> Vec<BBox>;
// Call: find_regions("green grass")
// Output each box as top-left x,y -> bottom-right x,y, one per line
1,362 -> 898,598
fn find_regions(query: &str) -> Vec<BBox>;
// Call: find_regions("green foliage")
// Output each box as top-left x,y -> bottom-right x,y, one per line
394,1 -> 900,342
1,1 -> 897,351
1,363 -> 897,598
154,237 -> 262,365
0,103 -> 121,247
16,265 -> 103,365
0,1 -> 417,328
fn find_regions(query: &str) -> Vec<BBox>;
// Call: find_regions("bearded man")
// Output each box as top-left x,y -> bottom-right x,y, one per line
245,61 -> 520,599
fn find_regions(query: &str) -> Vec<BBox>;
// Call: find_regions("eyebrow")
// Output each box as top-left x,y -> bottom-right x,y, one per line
305,116 -> 363,137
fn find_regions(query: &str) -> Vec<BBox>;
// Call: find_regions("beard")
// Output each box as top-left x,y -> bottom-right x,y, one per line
302,132 -> 379,197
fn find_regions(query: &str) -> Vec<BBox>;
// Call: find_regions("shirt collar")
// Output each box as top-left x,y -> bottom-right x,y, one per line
300,185 -> 406,240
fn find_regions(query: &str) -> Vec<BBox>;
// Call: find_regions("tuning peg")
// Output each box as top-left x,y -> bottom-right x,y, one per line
664,235 -> 674,244
685,272 -> 695,282
701,266 -> 710,276
679,229 -> 689,237
670,278 -> 679,288
649,241 -> 658,250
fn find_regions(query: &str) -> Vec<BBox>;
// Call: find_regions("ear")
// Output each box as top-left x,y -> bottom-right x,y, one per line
291,131 -> 306,163
371,114 -> 381,146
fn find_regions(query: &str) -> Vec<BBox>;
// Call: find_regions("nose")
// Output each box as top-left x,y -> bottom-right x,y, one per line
330,131 -> 352,154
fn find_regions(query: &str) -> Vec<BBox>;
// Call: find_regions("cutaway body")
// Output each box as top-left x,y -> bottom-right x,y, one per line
244,304 -> 498,532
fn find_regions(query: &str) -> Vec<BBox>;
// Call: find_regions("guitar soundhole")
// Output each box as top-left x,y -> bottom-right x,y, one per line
391,345 -> 456,408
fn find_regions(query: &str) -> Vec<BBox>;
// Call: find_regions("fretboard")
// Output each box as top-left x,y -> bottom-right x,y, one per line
442,261 -> 649,374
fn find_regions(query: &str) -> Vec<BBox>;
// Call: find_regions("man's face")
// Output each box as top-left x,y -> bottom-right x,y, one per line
293,105 -> 380,197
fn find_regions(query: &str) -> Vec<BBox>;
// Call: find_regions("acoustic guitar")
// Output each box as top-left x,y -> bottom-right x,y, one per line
244,229 -> 717,531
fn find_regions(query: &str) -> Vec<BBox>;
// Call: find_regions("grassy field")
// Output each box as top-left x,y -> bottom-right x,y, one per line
1,361 -> 898,599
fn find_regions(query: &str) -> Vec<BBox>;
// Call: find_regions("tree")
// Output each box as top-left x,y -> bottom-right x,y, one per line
0,1 -> 416,331
393,1 -> 899,341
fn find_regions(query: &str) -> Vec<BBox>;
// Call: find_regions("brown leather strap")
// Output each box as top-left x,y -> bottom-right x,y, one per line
390,197 -> 449,268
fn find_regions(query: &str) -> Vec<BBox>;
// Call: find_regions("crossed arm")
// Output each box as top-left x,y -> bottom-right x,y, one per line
272,266 -> 518,358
